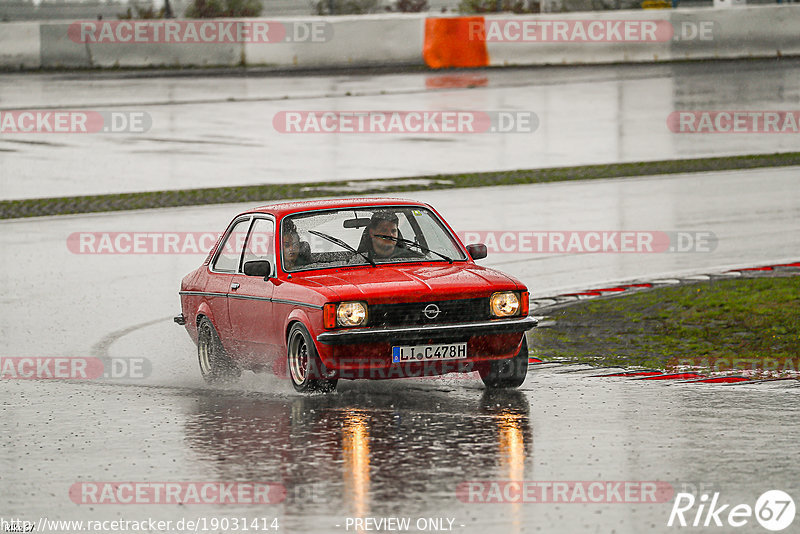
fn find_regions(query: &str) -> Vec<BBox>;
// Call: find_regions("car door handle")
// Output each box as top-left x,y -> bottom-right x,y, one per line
230,282 -> 240,290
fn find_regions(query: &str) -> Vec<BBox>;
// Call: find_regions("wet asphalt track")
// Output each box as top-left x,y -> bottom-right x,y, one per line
2,59 -> 800,199
2,62 -> 800,534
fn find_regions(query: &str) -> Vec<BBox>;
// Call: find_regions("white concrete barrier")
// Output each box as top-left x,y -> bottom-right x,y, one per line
1,7 -> 798,70
0,22 -> 41,69
484,6 -> 800,67
670,6 -> 800,61
20,15 -> 426,69
86,41 -> 242,68
484,11 -> 674,66
62,20 -> 246,68
39,22 -> 92,68
243,14 -> 426,68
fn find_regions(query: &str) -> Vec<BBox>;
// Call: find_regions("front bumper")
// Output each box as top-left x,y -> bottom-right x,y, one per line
316,316 -> 537,346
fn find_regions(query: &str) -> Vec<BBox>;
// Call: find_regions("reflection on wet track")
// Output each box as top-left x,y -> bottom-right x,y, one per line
185,388 -> 530,531
3,365 -> 797,533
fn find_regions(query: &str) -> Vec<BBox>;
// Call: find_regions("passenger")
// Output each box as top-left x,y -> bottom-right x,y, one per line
282,221 -> 307,270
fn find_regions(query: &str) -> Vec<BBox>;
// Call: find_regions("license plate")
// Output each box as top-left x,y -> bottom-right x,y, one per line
391,342 -> 468,363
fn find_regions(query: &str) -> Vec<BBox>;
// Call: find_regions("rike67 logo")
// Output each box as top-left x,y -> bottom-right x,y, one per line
668,490 -> 795,531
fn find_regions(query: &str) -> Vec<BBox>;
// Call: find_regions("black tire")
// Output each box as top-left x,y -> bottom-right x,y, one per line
197,316 -> 241,384
287,323 -> 337,393
479,336 -> 529,389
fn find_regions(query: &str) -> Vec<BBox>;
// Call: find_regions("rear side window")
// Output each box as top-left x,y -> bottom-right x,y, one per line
242,218 -> 275,266
213,219 -> 251,272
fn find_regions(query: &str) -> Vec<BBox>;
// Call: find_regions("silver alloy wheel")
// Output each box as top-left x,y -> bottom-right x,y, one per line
198,322 -> 212,377
288,330 -> 309,387
196,317 -> 240,383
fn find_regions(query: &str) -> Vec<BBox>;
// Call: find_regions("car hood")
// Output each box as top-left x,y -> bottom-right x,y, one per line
295,263 -> 523,303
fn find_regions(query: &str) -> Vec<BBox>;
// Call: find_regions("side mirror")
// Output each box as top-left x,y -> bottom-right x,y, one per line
243,260 -> 271,278
466,243 -> 487,261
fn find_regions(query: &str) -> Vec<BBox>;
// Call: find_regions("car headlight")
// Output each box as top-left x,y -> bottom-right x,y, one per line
490,292 -> 521,317
335,301 -> 368,327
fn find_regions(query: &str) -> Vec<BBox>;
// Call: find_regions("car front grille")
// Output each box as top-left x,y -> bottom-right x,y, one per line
369,298 -> 489,327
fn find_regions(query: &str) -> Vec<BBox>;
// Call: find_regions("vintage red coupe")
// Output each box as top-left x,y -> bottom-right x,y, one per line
176,198 -> 536,392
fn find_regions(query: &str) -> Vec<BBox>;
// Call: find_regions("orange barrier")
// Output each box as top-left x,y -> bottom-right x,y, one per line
423,17 -> 489,69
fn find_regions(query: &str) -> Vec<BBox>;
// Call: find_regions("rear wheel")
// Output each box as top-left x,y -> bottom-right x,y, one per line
479,337 -> 529,389
287,323 -> 337,393
197,317 -> 241,384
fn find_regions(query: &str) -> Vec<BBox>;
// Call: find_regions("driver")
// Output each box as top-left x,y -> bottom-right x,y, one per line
352,211 -> 419,263
367,211 -> 400,259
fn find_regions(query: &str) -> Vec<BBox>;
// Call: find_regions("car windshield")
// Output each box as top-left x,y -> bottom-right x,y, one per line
281,206 -> 467,272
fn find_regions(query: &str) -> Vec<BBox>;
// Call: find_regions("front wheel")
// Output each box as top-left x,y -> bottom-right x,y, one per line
287,323 -> 337,393
197,317 -> 241,384
479,336 -> 529,389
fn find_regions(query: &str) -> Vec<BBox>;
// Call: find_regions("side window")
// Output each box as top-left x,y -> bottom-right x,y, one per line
396,212 -> 417,243
242,218 -> 275,268
213,218 -> 251,272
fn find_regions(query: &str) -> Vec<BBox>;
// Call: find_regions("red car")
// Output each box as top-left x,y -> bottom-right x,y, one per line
176,198 -> 536,392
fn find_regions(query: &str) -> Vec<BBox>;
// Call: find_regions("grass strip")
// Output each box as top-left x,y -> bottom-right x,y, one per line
3,152 -> 800,219
530,276 -> 800,376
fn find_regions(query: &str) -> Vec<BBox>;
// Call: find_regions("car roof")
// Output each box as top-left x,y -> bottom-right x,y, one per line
247,197 -> 431,218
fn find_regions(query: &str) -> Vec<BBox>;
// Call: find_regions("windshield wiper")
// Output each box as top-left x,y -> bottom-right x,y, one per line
374,235 -> 453,264
308,230 -> 376,267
